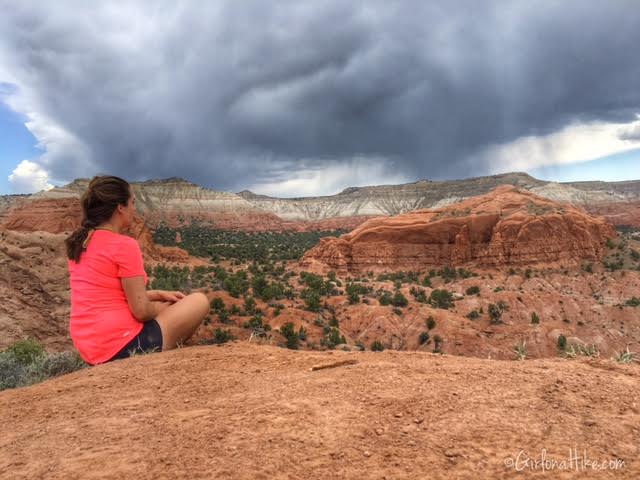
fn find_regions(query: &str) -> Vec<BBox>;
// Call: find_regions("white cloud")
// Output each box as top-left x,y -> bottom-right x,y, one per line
248,157 -> 409,197
8,160 -> 54,193
483,118 -> 640,173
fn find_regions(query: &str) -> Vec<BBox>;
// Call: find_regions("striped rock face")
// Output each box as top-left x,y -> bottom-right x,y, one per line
301,185 -> 616,274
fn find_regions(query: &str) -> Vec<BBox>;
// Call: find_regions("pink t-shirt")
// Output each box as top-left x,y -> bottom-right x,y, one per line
68,229 -> 148,365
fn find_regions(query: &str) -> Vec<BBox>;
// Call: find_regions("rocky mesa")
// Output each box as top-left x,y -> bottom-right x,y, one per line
302,185 -> 616,274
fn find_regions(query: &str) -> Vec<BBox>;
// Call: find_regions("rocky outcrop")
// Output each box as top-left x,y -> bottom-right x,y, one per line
3,197 -> 81,233
301,186 -> 616,273
2,197 -> 189,263
0,194 -> 28,224
128,215 -> 190,263
0,228 -> 71,350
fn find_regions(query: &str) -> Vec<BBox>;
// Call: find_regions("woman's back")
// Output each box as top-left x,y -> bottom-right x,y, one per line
68,229 -> 147,364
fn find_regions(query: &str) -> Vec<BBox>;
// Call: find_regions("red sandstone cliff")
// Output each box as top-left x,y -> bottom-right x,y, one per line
301,185 -> 616,273
1,197 -> 189,263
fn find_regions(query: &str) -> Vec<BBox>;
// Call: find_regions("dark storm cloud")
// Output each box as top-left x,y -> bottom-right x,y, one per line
0,0 -> 639,193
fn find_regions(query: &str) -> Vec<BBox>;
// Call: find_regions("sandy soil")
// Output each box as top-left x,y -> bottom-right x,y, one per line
1,342 -> 638,479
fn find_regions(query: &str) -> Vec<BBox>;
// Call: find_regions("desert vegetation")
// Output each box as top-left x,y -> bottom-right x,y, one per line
0,339 -> 86,391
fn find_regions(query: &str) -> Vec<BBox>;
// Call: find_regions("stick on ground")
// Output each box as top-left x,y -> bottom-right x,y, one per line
310,359 -> 358,371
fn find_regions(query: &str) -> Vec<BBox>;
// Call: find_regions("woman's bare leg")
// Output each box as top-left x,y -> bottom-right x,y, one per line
150,301 -> 173,314
155,292 -> 209,350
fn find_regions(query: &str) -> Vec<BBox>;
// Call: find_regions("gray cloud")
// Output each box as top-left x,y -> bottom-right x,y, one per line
620,123 -> 640,141
1,0 -> 639,194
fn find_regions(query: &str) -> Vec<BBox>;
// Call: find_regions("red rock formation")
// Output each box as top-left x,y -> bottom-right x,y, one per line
1,198 -> 190,263
3,198 -> 81,233
301,185 -> 616,273
0,228 -> 72,350
127,216 -> 190,263
584,202 -> 640,228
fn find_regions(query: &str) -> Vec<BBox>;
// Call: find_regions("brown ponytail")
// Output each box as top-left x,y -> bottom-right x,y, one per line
65,175 -> 131,262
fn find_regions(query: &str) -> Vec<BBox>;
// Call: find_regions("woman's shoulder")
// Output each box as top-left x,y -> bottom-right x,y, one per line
95,230 -> 141,250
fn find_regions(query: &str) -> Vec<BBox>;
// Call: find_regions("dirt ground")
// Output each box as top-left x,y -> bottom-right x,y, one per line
0,342 -> 638,479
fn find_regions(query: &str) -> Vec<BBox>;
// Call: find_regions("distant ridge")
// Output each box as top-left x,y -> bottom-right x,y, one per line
2,172 -> 640,227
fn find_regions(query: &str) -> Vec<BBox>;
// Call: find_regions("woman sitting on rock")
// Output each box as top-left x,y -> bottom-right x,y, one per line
65,175 -> 209,365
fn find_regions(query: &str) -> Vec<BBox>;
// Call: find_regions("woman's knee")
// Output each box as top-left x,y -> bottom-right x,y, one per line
187,292 -> 209,317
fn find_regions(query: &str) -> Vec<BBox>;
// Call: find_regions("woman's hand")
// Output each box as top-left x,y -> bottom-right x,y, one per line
150,301 -> 173,315
146,290 -> 186,303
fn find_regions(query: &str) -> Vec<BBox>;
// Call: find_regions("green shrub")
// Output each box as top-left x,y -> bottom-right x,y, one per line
378,291 -> 393,306
563,343 -> 599,358
243,314 -> 271,331
218,310 -> 232,324
301,289 -> 321,312
465,286 -> 480,296
223,271 -> 250,298
322,327 -> 346,349
488,301 -> 509,324
298,326 -> 307,342
409,287 -> 427,303
376,271 -> 420,285
41,351 -> 86,377
426,316 -> 436,330
557,334 -> 567,350
243,296 -> 257,315
392,291 -> 409,307
210,297 -> 225,312
346,282 -> 372,304
531,312 -> 540,324
514,341 -> 527,360
279,322 -> 300,350
625,297 -> 640,307
7,339 -> 45,364
466,309 -> 480,320
201,328 -> 234,345
429,289 -> 453,309
371,340 -> 385,352
614,347 -> 635,363
0,341 -> 86,391
433,335 -> 443,353
418,331 -> 430,345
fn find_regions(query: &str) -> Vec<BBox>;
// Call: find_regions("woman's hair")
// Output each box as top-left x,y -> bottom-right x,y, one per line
65,175 -> 131,262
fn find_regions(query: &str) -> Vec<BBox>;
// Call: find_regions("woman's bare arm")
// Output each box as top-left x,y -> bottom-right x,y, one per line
121,276 -> 163,322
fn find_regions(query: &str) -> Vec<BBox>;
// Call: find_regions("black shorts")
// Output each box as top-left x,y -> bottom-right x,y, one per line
108,319 -> 163,362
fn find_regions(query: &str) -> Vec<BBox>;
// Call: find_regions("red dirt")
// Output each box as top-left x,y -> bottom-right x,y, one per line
0,342 -> 638,479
